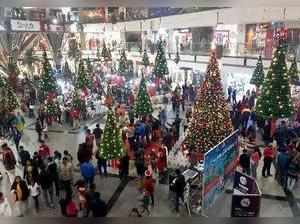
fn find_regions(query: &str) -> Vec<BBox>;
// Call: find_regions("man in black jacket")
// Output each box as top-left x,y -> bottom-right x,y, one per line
18,146 -> 31,167
174,169 -> 186,212
239,149 -> 250,175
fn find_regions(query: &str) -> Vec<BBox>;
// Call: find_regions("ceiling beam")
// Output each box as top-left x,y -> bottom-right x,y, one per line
2,0 -> 300,8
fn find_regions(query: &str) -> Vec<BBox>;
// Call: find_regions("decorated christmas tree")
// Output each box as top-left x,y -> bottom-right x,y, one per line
102,42 -> 111,61
134,76 -> 153,117
99,109 -> 124,160
153,40 -> 169,79
72,89 -> 86,112
118,49 -> 128,76
40,50 -> 57,100
184,52 -> 233,153
76,59 -> 91,94
250,55 -> 265,88
142,49 -> 150,67
45,96 -> 60,117
288,56 -> 299,83
256,43 -> 293,118
0,76 -> 19,113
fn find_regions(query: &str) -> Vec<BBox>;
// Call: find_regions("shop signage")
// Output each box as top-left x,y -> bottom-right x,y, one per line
10,19 -> 40,32
46,24 -> 64,32
231,171 -> 261,217
202,130 -> 239,211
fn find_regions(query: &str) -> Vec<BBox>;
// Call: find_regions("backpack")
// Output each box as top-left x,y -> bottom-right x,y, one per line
3,150 -> 16,170
66,201 -> 78,217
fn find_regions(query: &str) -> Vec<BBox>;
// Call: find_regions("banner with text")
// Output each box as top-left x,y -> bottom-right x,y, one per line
202,130 -> 239,210
10,19 -> 41,32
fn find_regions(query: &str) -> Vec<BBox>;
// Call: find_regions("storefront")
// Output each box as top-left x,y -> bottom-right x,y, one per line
172,28 -> 192,53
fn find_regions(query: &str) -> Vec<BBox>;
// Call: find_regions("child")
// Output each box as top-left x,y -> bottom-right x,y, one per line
140,190 -> 150,216
28,180 -> 40,213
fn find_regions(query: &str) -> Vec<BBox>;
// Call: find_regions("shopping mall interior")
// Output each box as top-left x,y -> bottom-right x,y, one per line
0,0 -> 299,219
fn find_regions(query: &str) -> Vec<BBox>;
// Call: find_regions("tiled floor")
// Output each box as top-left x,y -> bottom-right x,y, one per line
1,103 -> 300,217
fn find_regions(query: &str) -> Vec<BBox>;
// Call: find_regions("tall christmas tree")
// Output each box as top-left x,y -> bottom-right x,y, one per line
184,52 -> 233,153
288,56 -> 299,83
153,40 -> 169,79
256,43 -> 293,118
99,109 -> 124,160
71,88 -> 86,112
40,50 -> 57,100
118,49 -> 128,76
0,76 -> 19,113
250,55 -> 265,88
7,58 -> 19,92
76,59 -> 91,94
134,76 -> 153,117
142,49 -> 150,67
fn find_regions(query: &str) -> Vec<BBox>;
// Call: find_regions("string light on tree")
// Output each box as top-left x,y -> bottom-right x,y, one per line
287,56 -> 299,84
183,51 -> 233,153
142,49 -> 150,67
118,49 -> 128,76
134,75 -> 154,117
0,76 -> 19,113
153,39 -> 169,79
250,55 -> 265,88
256,43 -> 293,118
99,109 -> 124,160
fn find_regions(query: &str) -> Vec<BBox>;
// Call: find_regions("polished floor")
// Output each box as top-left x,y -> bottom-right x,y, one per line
0,104 -> 300,217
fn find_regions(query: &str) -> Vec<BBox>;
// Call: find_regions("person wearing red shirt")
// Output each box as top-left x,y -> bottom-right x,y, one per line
262,144 -> 274,177
143,170 -> 155,207
250,147 -> 262,178
38,141 -> 51,160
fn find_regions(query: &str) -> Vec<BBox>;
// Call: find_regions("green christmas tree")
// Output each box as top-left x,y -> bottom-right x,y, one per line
288,57 -> 299,83
76,59 -> 91,90
99,110 -> 124,160
256,43 -> 293,118
184,52 -> 233,153
134,76 -> 153,117
40,50 -> 57,100
153,40 -> 169,79
142,49 -> 150,67
118,49 -> 128,76
45,98 -> 60,117
102,42 -> 111,61
0,76 -> 19,113
250,56 -> 265,87
72,89 -> 86,112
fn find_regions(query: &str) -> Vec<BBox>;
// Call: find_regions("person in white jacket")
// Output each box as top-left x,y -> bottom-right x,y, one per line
0,192 -> 12,216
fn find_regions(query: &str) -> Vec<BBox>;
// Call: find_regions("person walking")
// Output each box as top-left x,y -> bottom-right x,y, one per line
250,147 -> 261,178
2,143 -> 16,184
59,157 -> 73,199
47,157 -> 60,198
277,150 -> 289,188
10,176 -> 29,216
35,118 -> 43,142
93,124 -> 103,146
18,146 -> 31,167
286,158 -> 300,192
23,160 -> 39,184
96,153 -> 107,176
80,161 -> 96,187
0,192 -> 12,216
39,165 -> 54,208
89,192 -> 107,217
143,170 -> 155,207
173,169 -> 186,213
262,144 -> 274,177
28,179 -> 41,213
239,149 -> 251,175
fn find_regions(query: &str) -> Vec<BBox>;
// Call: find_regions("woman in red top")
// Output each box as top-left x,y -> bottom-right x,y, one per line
262,144 -> 274,177
143,170 -> 155,206
250,147 -> 261,178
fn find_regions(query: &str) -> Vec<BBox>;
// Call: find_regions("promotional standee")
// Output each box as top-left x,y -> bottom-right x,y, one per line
231,171 -> 261,217
202,130 -> 240,214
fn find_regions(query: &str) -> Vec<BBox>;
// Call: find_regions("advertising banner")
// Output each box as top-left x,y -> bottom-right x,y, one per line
202,130 -> 239,210
10,19 -> 41,32
231,171 -> 261,217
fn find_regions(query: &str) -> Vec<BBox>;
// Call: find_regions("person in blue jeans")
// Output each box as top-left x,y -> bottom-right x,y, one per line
80,161 -> 96,187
